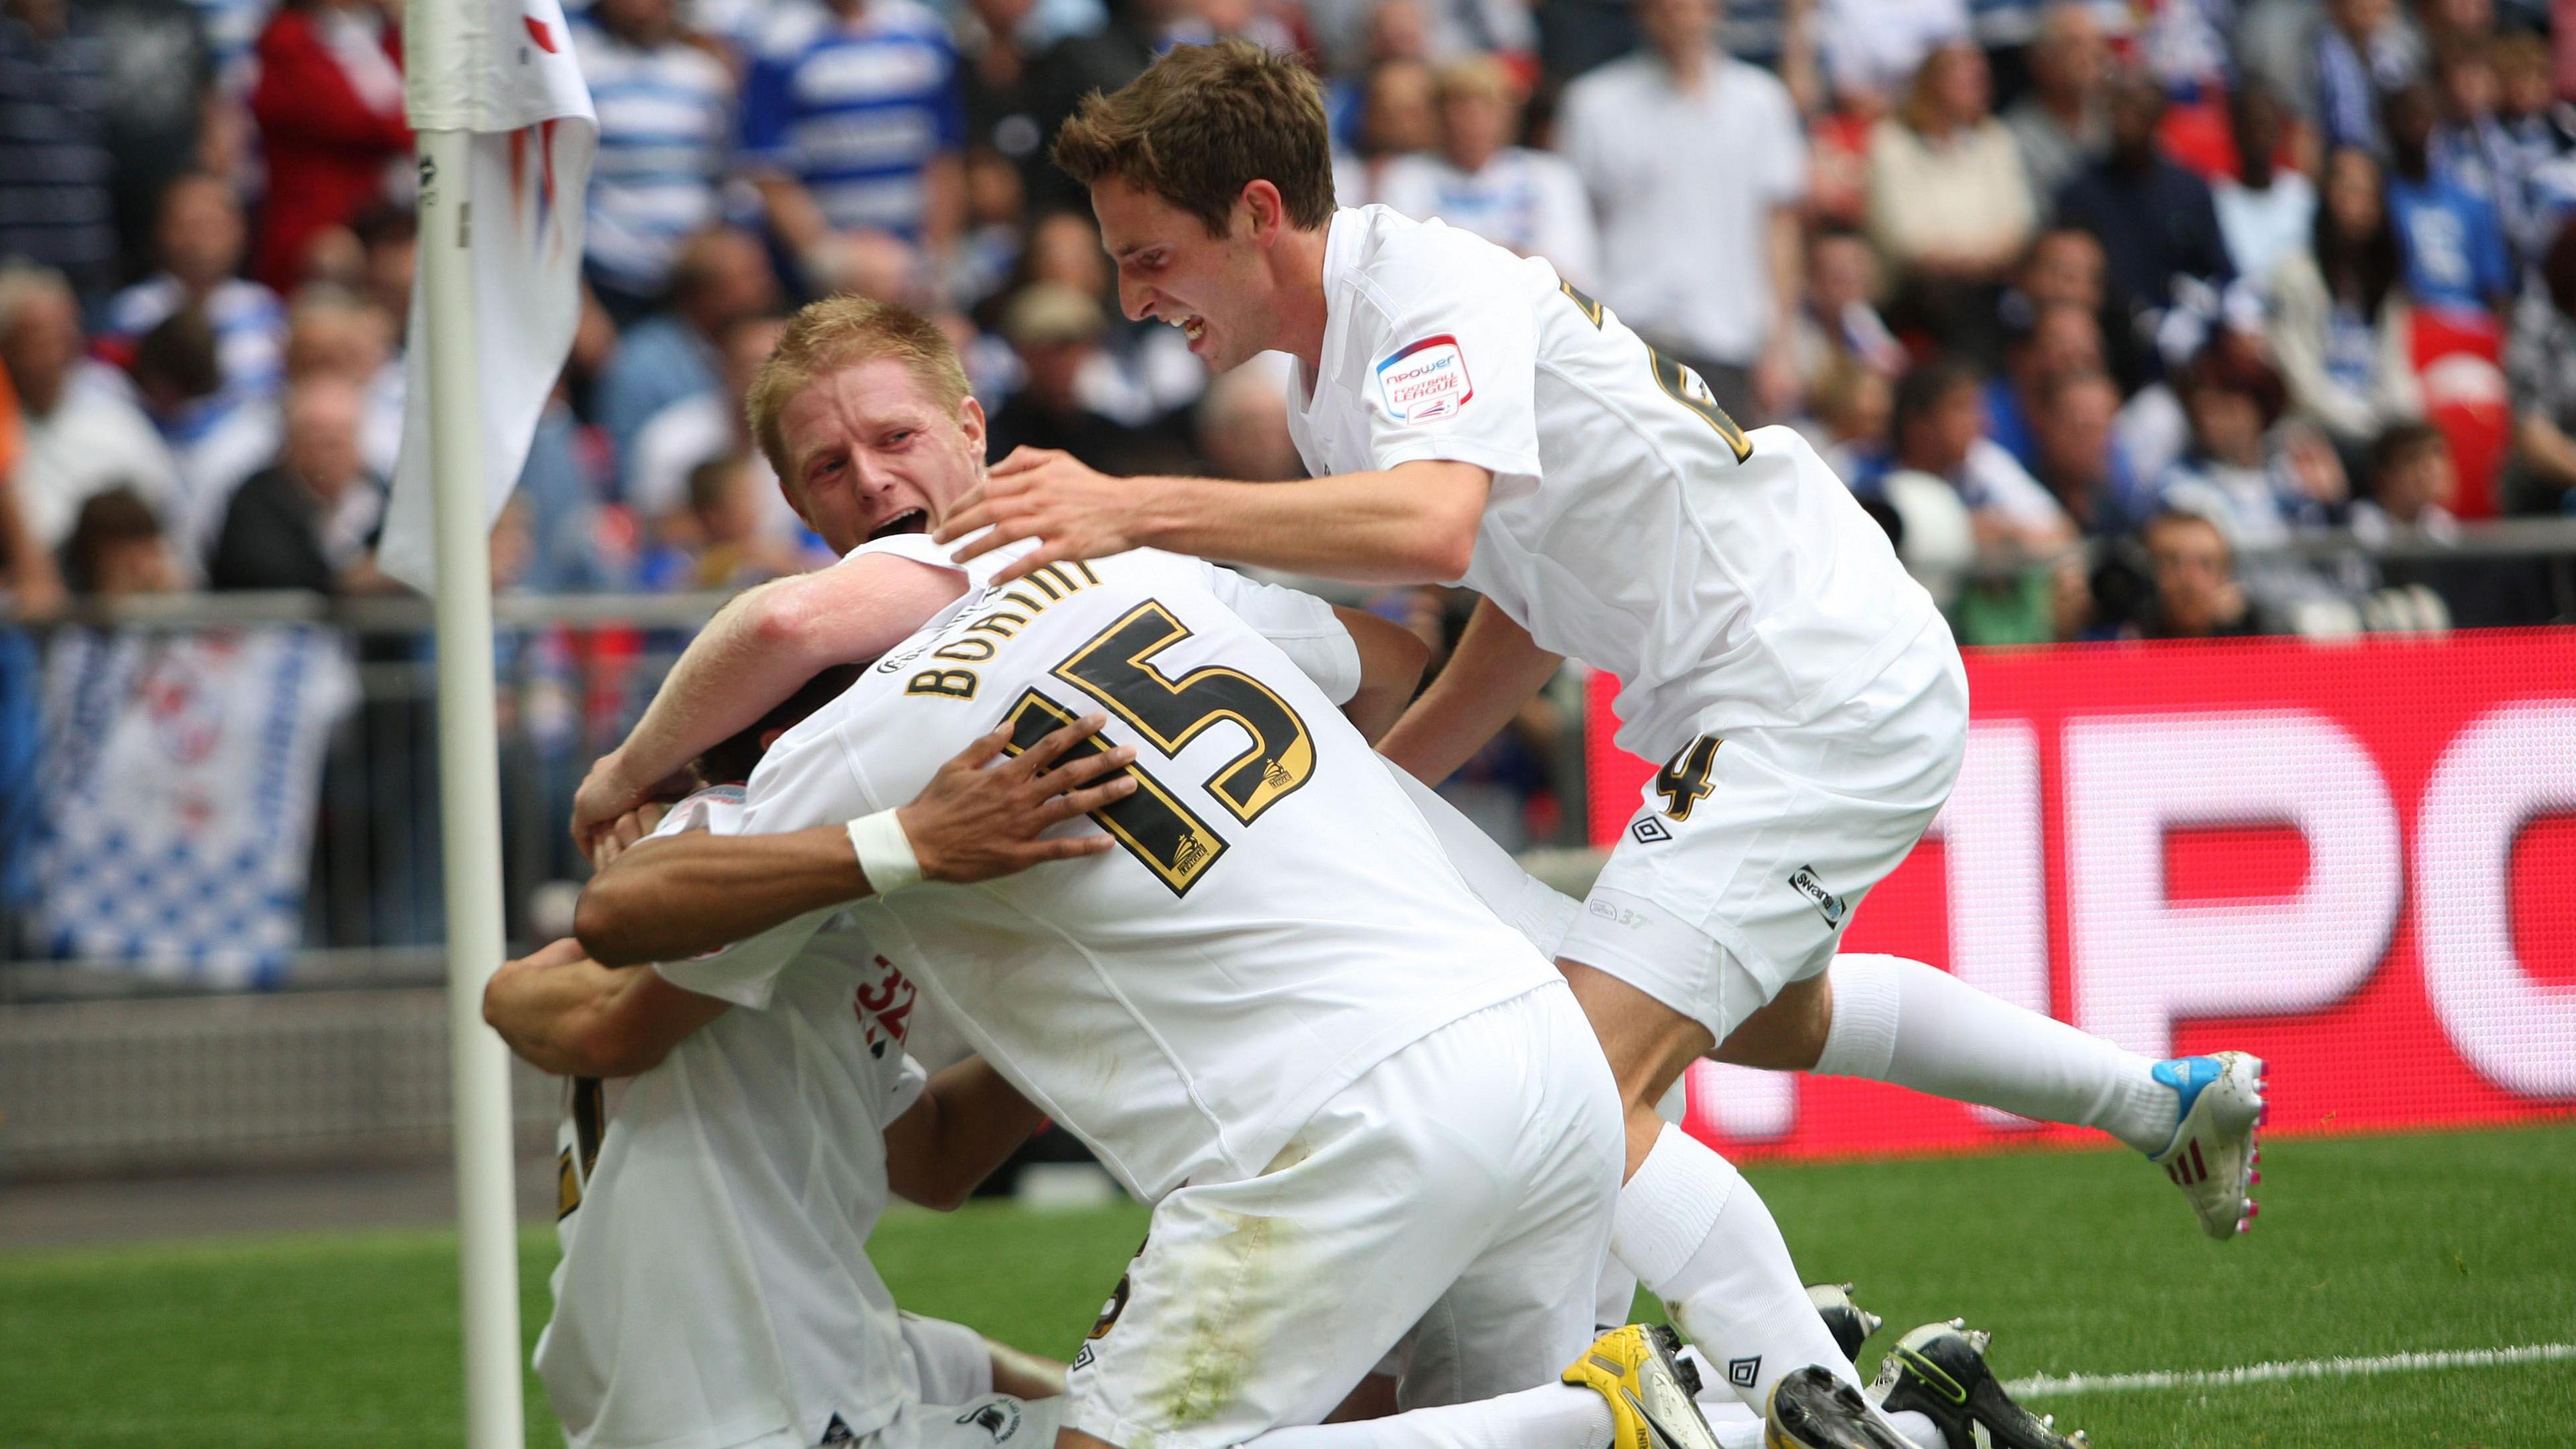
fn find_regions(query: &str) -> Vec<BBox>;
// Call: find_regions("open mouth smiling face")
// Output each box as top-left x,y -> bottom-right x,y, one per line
868,506 -> 929,541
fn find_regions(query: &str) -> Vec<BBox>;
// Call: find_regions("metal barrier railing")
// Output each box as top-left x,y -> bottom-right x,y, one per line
5,514 -> 2572,1001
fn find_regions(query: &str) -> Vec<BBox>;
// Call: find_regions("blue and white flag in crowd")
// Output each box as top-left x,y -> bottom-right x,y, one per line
377,0 -> 598,593
30,628 -> 358,987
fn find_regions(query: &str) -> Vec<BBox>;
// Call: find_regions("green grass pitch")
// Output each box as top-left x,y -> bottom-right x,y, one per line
4,1123 -> 2569,1448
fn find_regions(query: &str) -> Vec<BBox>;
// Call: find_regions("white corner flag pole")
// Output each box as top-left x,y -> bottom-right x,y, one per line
393,0 -> 591,1435
415,118 -> 529,1449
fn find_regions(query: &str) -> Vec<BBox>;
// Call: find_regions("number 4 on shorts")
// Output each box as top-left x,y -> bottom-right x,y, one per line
1653,736 -> 1720,821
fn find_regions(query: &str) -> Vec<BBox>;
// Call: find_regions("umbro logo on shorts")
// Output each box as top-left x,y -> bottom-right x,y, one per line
1631,818 -> 1672,845
1727,1355 -> 1761,1389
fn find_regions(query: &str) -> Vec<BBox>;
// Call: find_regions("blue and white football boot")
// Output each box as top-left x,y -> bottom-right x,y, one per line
2147,1052 -> 2267,1239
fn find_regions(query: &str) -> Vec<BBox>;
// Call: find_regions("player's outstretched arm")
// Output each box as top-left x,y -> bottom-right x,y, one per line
578,718 -> 1141,967
1376,596 -> 1563,786
937,452 -> 1493,587
881,1057 -> 1050,1211
571,553 -> 969,861
483,937 -> 731,1077
1331,604 -> 1432,743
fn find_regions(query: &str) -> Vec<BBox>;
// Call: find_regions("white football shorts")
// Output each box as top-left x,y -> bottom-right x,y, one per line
1060,981 -> 1622,1449
1556,615 -> 1969,1044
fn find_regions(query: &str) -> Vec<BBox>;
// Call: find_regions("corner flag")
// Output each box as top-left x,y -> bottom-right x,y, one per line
380,0 -> 596,592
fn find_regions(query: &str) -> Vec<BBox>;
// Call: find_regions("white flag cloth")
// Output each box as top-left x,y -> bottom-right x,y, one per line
378,0 -> 597,592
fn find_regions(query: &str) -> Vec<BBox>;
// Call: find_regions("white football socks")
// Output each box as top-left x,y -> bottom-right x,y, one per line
1246,1383 -> 1611,1449
1814,954 -> 2180,1154
1612,1124 -> 1860,1412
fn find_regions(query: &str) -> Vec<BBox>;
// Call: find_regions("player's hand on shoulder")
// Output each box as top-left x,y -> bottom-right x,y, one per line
895,714 -> 1140,884
937,448 -> 1142,584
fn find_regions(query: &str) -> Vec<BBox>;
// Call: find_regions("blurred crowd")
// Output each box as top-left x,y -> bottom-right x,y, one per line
7,0 -> 2576,844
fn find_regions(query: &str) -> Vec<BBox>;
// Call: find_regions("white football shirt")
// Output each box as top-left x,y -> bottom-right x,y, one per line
710,533 -> 1559,1201
538,786 -> 931,1449
1283,205 -> 1938,762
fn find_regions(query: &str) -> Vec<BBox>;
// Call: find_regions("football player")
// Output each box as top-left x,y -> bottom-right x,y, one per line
924,40 -> 2260,1442
486,668 -> 1129,1449
566,302 -> 1760,1449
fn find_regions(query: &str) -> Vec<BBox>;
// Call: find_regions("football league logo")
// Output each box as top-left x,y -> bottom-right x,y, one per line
1375,335 -> 1474,423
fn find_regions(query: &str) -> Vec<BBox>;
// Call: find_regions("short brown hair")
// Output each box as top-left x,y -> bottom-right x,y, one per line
1052,40 -> 1335,237
745,294 -> 971,480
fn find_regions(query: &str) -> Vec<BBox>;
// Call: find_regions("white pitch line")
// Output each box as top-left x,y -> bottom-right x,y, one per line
2006,1342 -> 2576,1399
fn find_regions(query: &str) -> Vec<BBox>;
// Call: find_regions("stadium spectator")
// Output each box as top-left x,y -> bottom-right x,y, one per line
2491,31 -> 2571,175
0,0 -> 119,297
2004,226 -> 2141,390
351,202 -> 420,335
1378,56 -> 1597,290
627,314 -> 810,557
2000,1 -> 2110,208
2153,337 -> 2359,637
2315,0 -> 2424,155
1883,356 -> 2072,555
246,0 -> 411,294
1002,208 -> 1201,425
739,0 -> 966,286
2383,82 -> 2514,321
1311,0 -> 1533,84
984,282 -> 1190,475
996,0 -> 1175,217
593,226 -> 780,465
1559,0 -> 1807,420
0,369 -> 64,617
87,0 -> 223,276
1801,355 -> 1894,479
1865,41 -> 2034,357
0,264 -> 178,551
2429,36 -> 2536,258
2214,86 -> 2318,284
1986,300 -> 2104,470
60,484 -> 180,595
2027,366 -> 2153,536
207,375 -> 390,594
1193,357 -> 1303,481
1333,56 -> 1438,206
98,174 -> 286,400
2504,217 -> 2576,513
2139,504 -> 2258,638
1787,225 -> 1906,392
1815,0 -> 1968,110
2351,419 -> 2461,541
2267,145 -> 2422,453
271,282 -> 407,484
2155,335 -> 2344,547
570,0 -> 737,319
129,306 -> 280,562
637,451 -> 811,590
2056,73 -> 2235,323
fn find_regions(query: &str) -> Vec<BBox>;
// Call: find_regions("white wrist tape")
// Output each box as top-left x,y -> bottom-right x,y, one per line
847,809 -> 923,895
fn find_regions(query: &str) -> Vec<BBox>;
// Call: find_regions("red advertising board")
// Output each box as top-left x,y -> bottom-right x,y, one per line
1584,630 -> 2576,1160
